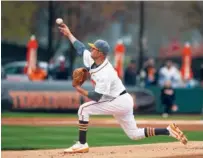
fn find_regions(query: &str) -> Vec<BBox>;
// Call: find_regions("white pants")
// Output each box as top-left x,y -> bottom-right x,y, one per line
78,93 -> 145,140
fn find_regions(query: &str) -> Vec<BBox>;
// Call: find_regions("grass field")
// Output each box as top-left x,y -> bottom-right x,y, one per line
2,112 -> 202,120
2,125 -> 203,150
2,112 -> 202,150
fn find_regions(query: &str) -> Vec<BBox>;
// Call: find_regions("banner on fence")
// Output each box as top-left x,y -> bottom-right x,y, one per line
1,80 -> 156,113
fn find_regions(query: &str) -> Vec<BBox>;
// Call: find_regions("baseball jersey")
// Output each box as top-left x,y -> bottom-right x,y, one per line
83,49 -> 126,98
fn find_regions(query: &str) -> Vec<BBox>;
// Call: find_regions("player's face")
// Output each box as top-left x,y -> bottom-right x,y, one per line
90,47 -> 102,60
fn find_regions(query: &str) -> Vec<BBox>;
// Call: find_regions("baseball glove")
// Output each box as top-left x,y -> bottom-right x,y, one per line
72,67 -> 88,87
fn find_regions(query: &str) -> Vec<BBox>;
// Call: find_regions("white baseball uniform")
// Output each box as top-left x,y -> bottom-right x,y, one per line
78,49 -> 145,140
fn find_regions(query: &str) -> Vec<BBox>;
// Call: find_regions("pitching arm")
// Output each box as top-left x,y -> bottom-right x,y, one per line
58,24 -> 85,56
58,23 -> 94,67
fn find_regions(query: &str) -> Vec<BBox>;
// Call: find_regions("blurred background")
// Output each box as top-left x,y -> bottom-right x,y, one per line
1,1 -> 203,115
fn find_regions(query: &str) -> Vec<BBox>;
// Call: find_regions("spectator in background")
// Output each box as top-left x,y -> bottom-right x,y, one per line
161,80 -> 177,118
124,59 -> 137,86
48,55 -> 69,80
143,58 -> 158,86
28,62 -> 47,81
159,60 -> 182,88
56,55 -> 68,80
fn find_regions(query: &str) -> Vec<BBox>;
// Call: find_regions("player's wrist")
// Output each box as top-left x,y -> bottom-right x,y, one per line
68,34 -> 77,44
67,33 -> 73,38
75,86 -> 88,96
74,85 -> 80,89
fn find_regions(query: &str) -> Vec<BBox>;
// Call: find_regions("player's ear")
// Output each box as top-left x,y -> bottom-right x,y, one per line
101,52 -> 106,58
100,52 -> 104,58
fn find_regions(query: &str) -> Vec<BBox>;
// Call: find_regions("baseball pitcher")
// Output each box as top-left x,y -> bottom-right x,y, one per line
58,23 -> 188,154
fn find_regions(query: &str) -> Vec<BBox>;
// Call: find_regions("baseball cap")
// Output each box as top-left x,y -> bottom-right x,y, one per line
88,39 -> 110,55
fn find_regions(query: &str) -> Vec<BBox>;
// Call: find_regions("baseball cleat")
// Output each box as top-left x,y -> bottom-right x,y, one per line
167,123 -> 188,145
64,141 -> 89,153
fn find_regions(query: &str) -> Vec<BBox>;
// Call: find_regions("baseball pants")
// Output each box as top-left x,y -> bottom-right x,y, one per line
78,93 -> 145,140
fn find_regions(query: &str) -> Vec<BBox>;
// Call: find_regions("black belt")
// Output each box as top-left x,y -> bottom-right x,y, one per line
119,90 -> 127,96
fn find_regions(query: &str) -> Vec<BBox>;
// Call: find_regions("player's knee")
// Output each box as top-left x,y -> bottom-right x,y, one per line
77,101 -> 95,121
78,102 -> 91,119
127,134 -> 135,140
78,106 -> 82,116
78,106 -> 86,117
125,133 -> 140,140
126,128 -> 146,140
131,135 -> 143,140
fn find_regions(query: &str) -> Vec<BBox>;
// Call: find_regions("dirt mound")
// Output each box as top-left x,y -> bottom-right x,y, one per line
2,141 -> 203,158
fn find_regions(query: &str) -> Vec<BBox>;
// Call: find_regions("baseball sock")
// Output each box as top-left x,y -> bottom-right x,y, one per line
144,127 -> 169,137
79,120 -> 88,144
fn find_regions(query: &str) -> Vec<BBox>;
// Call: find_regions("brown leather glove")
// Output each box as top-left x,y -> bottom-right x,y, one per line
72,67 -> 88,87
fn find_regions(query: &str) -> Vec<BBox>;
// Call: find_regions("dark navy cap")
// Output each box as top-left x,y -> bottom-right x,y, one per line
88,39 -> 110,55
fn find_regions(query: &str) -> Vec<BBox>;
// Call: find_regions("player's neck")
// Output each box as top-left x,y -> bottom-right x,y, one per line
94,57 -> 106,66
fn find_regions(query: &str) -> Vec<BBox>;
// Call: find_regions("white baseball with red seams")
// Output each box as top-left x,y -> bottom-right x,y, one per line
78,49 -> 146,140
56,18 -> 63,25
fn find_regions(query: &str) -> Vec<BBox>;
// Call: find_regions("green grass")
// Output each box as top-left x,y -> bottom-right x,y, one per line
1,112 -> 79,118
2,125 -> 203,150
1,112 -> 202,120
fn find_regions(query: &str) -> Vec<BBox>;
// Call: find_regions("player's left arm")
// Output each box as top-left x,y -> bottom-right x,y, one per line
74,86 -> 103,102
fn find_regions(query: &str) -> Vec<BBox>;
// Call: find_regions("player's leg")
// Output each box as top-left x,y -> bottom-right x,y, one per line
114,113 -> 169,139
113,93 -> 188,144
114,113 -> 145,140
77,100 -> 117,145
64,100 -> 117,153
114,113 -> 187,145
112,93 -> 146,140
64,101 -> 95,153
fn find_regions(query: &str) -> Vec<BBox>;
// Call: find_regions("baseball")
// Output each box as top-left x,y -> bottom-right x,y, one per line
56,18 -> 63,25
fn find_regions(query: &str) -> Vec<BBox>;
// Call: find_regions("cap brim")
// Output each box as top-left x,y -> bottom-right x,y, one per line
88,43 -> 98,50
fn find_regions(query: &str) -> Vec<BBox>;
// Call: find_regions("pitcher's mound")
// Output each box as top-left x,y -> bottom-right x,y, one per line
2,141 -> 203,158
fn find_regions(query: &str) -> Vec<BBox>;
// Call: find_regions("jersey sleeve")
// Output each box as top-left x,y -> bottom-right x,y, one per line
83,49 -> 94,68
95,76 -> 111,95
